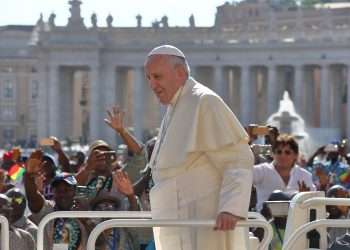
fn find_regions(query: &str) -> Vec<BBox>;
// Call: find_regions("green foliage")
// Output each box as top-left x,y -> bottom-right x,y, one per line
300,0 -> 323,7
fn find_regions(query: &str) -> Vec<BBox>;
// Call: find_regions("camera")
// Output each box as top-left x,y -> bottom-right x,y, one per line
251,144 -> 272,156
104,151 -> 117,163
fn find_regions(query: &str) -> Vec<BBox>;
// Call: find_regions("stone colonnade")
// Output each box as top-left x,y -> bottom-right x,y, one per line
41,63 -> 350,145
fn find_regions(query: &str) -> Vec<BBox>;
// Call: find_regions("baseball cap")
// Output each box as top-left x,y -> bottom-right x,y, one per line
324,143 -> 338,153
88,140 -> 112,155
51,172 -> 77,187
90,191 -> 122,210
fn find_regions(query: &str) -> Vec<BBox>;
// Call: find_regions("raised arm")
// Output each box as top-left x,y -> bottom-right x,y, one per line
104,106 -> 143,154
24,150 -> 45,213
113,170 -> 139,211
50,136 -> 71,172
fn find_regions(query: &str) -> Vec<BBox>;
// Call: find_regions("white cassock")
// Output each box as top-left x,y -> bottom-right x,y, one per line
149,77 -> 254,250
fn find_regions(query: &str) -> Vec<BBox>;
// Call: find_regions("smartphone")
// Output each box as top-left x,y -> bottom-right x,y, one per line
251,144 -> 272,155
40,138 -> 55,146
252,126 -> 269,136
104,151 -> 117,163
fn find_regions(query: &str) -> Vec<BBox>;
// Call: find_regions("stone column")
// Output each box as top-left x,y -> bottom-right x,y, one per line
89,65 -> 100,141
48,64 -> 60,137
320,64 -> 330,127
347,66 -> 350,137
240,65 -> 251,125
293,64 -> 304,114
267,65 -> 278,115
132,66 -> 145,141
331,67 -> 342,128
37,63 -> 49,138
103,65 -> 117,147
213,65 -> 226,101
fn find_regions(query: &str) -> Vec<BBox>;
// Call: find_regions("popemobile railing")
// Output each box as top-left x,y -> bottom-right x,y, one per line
35,211 -> 272,250
86,218 -> 273,250
0,215 -> 9,250
36,211 -> 151,250
283,219 -> 350,250
282,196 -> 350,250
300,197 -> 350,209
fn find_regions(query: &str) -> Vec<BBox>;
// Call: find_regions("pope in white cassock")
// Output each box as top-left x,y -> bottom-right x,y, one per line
144,45 -> 254,250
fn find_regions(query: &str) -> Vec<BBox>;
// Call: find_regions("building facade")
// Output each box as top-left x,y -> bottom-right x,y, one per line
1,0 -> 350,147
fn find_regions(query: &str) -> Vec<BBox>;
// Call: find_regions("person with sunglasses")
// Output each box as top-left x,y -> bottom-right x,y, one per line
5,188 -> 38,242
0,193 -> 35,250
253,134 -> 316,211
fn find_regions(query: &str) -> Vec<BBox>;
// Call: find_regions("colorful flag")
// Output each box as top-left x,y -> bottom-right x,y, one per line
8,164 -> 25,181
339,171 -> 350,184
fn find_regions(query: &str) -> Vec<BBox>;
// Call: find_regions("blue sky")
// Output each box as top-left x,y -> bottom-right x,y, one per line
1,0 -> 231,27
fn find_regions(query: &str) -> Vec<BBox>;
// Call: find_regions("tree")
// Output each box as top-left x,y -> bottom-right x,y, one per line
300,0 -> 323,7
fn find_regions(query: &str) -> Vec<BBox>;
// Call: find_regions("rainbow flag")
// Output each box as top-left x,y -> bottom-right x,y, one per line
8,164 -> 25,181
339,171 -> 350,184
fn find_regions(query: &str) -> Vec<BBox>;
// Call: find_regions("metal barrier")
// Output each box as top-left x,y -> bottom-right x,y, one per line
36,211 -> 151,250
87,218 -> 273,250
248,212 -> 266,221
283,219 -> 350,250
0,215 -> 9,250
301,197 -> 350,209
37,210 -> 269,250
283,196 -> 350,250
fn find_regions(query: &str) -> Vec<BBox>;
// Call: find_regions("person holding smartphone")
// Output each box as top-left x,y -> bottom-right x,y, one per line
75,140 -> 139,211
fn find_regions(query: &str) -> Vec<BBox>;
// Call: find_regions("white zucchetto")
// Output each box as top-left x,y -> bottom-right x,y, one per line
148,45 -> 185,58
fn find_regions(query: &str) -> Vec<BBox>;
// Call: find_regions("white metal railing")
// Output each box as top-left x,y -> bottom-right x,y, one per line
36,211 -> 269,250
87,218 -> 273,250
301,197 -> 350,209
282,196 -> 350,250
0,215 -> 9,250
36,211 -> 151,250
248,212 -> 266,221
283,219 -> 350,250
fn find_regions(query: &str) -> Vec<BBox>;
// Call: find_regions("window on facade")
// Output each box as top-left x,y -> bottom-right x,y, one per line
1,106 -> 16,121
30,106 -> 37,121
31,80 -> 39,100
0,67 -> 13,73
3,128 -> 14,142
3,80 -> 14,99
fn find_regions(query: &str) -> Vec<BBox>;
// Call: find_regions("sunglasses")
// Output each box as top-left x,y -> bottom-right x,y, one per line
275,149 -> 293,155
10,197 -> 24,205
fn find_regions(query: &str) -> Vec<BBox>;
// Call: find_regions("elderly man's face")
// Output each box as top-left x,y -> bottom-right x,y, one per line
145,55 -> 185,105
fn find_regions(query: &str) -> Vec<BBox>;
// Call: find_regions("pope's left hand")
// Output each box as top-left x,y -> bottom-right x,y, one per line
214,212 -> 240,231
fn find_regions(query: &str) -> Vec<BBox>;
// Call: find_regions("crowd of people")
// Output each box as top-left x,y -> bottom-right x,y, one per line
0,106 -> 155,250
247,124 -> 350,249
0,117 -> 349,250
